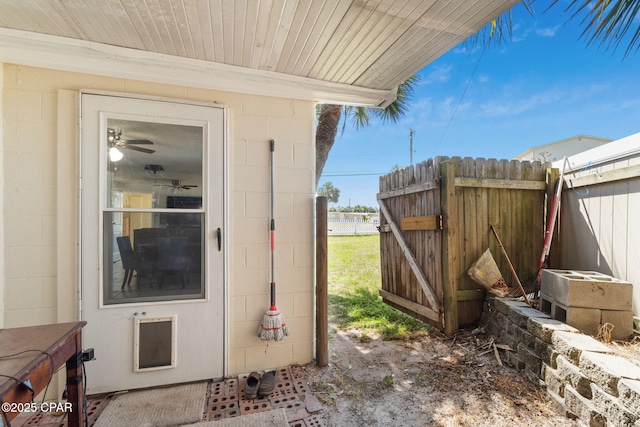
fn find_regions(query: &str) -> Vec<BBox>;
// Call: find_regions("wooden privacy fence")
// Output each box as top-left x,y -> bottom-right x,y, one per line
378,156 -> 553,335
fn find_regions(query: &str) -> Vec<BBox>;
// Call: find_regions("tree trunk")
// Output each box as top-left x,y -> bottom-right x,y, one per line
315,104 -> 342,186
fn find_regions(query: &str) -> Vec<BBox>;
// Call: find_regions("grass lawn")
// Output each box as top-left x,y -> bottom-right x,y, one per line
328,234 -> 430,340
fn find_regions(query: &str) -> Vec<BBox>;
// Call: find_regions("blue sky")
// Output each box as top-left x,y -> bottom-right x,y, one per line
318,2 -> 640,208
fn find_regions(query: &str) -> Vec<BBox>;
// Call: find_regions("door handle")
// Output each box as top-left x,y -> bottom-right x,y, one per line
216,227 -> 222,251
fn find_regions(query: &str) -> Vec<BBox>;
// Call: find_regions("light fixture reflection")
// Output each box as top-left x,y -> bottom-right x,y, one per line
144,164 -> 165,177
109,146 -> 124,162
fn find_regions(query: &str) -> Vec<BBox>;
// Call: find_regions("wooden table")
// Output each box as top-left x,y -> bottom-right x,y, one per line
0,322 -> 87,426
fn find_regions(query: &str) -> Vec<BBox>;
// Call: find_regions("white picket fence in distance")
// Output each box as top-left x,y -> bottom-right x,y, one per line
328,213 -> 380,236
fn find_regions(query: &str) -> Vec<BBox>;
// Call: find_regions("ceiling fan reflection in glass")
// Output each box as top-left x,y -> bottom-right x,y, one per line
153,179 -> 199,193
107,128 -> 156,163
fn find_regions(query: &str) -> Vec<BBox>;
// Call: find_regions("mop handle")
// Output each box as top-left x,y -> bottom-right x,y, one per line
271,220 -> 275,251
270,281 -> 276,308
270,139 -> 276,307
270,139 -> 275,252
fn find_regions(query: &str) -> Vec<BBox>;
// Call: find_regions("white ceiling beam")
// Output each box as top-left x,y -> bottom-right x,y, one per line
0,27 -> 395,107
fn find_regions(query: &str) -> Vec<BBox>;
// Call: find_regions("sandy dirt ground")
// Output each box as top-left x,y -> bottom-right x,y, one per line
307,327 -> 579,427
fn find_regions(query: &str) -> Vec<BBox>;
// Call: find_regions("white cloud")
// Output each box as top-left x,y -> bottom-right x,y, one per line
453,45 -> 481,55
479,89 -> 565,117
420,64 -> 453,85
437,97 -> 473,123
477,74 -> 490,83
536,26 -> 560,37
413,97 -> 434,113
402,95 -> 475,129
586,83 -> 610,95
400,97 -> 433,126
511,26 -> 532,43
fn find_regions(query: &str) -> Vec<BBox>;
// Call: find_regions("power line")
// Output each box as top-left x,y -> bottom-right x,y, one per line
322,172 -> 387,177
334,149 -> 407,159
437,47 -> 487,145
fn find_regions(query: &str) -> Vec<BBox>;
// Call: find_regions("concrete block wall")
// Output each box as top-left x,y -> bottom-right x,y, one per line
484,297 -> 640,426
2,63 -> 316,377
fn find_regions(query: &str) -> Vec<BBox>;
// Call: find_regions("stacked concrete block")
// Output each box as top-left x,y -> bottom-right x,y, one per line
556,355 -> 593,399
484,296 -> 640,426
486,298 -> 553,380
591,384 -> 639,427
564,385 -> 607,427
578,351 -> 640,397
540,270 -> 634,340
551,331 -> 611,364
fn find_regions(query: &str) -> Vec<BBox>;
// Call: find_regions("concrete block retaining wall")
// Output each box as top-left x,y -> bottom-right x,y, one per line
483,297 -> 640,426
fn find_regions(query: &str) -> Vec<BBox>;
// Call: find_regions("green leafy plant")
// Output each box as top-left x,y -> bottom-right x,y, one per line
381,375 -> 394,388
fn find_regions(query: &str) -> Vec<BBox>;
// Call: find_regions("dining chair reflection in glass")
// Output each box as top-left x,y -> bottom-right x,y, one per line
116,236 -> 155,289
156,237 -> 191,289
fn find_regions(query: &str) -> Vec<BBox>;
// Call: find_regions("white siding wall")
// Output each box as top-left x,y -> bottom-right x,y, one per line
1,64 -> 315,375
560,152 -> 640,319
0,64 -> 4,329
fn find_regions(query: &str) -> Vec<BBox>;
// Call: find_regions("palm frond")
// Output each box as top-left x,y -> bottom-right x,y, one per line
374,74 -> 420,123
548,0 -> 640,56
349,106 -> 371,129
463,1 -> 535,51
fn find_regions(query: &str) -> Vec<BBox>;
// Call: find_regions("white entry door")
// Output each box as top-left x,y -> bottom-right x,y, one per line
80,92 -> 225,394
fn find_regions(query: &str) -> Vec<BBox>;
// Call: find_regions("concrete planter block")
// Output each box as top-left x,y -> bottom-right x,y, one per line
507,305 -> 550,329
544,363 -> 566,397
557,355 -> 593,399
546,389 -> 578,421
480,311 -> 490,324
579,351 -> 640,397
524,367 -> 545,386
534,337 -> 559,368
539,293 -> 553,314
564,385 -> 607,427
552,301 -> 601,336
618,379 -> 640,417
601,310 -> 634,341
541,270 -> 632,311
494,312 -> 509,332
501,332 -> 518,352
490,325 -> 504,341
505,350 -> 525,371
527,317 -> 579,344
488,322 -> 500,339
512,325 -> 535,349
517,342 -> 542,378
492,298 -> 529,315
591,383 -> 639,426
551,331 -> 611,364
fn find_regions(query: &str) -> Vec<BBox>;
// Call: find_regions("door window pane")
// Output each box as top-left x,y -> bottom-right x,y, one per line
105,212 -> 204,304
103,118 -> 205,304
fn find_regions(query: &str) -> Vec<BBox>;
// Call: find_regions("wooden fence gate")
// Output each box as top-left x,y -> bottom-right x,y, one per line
378,157 -> 552,335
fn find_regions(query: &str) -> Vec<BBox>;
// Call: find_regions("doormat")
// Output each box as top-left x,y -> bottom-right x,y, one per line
93,381 -> 207,427
186,408 -> 288,427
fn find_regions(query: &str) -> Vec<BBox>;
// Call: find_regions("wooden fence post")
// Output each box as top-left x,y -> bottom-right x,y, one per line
316,196 -> 329,366
440,162 -> 459,336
